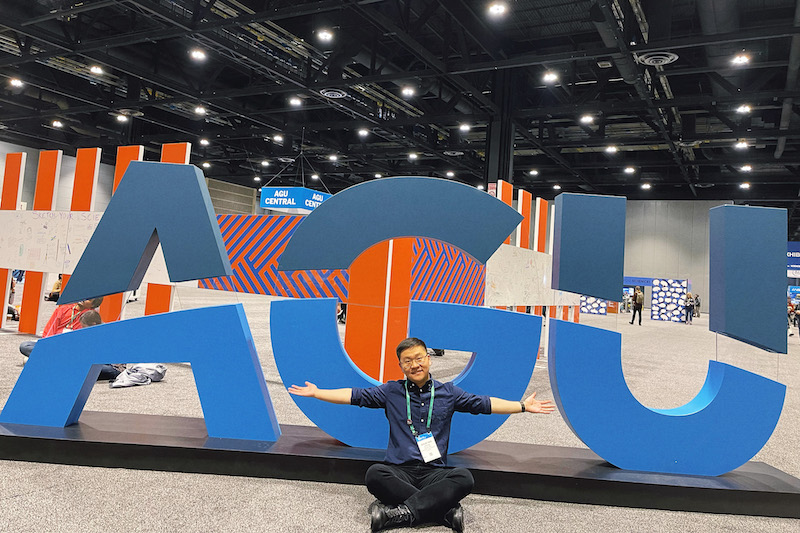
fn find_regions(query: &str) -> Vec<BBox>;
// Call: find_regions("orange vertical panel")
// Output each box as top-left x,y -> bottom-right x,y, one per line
143,143 -> 191,316
70,148 -> 101,211
562,305 -> 570,320
534,197 -> 548,253
102,145 -> 145,322
114,145 -> 145,192
144,283 -> 174,315
573,305 -> 580,323
534,305 -> 542,316
19,151 -> 62,334
497,180 -> 514,244
548,305 -> 558,318
1,153 -> 26,329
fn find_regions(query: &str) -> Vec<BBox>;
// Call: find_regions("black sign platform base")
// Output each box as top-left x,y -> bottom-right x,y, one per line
1,411 -> 798,518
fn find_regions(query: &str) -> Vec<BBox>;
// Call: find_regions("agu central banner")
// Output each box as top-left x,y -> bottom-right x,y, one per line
259,186 -> 331,214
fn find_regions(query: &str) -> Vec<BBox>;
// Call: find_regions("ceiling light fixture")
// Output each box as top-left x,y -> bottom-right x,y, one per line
317,29 -> 334,42
477,184 -> 485,190
289,97 -> 302,107
605,145 -> 618,153
734,141 -> 749,150
739,182 -> 751,189
311,173 -> 320,180
273,134 -> 284,143
553,184 -> 562,190
254,176 -> 261,182
115,114 -> 129,123
487,2 -> 508,17
190,49 -> 207,61
740,164 -> 753,172
199,138 -> 210,146
736,104 -> 752,114
459,124 -> 471,132
89,65 -> 103,75
731,53 -> 750,66
9,78 -> 23,88
543,71 -> 558,83
358,128 -> 370,137
641,183 -> 652,190
374,173 -> 383,178
261,160 -> 270,167
529,169 -> 539,176
579,115 -> 594,124
401,86 -> 415,97
446,171 -> 455,177
328,154 -> 339,161
194,105 -> 207,115
624,166 -> 636,174
408,152 -> 418,160
202,162 -> 211,169
52,120 -> 63,128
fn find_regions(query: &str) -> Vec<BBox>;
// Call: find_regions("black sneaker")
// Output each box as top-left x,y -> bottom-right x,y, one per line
443,504 -> 464,532
370,503 -> 413,531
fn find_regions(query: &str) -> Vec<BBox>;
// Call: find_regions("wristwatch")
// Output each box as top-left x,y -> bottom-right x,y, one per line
520,401 -> 526,413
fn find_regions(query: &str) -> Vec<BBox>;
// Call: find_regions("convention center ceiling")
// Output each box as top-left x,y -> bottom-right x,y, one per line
3,0 -> 800,234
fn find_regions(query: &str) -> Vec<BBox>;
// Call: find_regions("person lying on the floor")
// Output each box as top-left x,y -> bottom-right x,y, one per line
19,297 -> 104,357
288,336 -> 555,533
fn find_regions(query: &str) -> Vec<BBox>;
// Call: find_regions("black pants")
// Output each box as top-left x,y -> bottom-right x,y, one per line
365,462 -> 473,524
631,305 -> 642,324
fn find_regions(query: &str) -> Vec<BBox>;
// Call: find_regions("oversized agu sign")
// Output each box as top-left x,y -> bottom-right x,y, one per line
0,162 -> 787,476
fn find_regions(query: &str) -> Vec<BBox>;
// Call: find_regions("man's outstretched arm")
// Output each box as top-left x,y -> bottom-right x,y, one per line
490,392 -> 555,415
288,381 -> 352,404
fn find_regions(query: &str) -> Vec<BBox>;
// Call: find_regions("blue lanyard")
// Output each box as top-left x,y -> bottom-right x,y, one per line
405,380 -> 434,437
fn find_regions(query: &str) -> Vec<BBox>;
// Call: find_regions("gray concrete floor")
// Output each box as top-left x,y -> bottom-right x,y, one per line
0,286 -> 798,532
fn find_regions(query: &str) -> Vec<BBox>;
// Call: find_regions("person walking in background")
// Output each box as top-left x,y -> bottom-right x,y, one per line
685,292 -> 695,325
694,294 -> 701,317
629,287 -> 644,325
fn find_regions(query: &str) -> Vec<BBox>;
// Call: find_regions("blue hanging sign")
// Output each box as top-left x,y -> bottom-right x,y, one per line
259,187 -> 331,214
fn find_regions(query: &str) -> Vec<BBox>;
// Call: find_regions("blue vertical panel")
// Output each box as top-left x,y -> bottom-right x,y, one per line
0,304 -> 280,442
709,205 -> 787,353
551,193 -> 626,301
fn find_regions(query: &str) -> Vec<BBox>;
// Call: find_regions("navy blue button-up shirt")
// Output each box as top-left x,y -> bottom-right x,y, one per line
351,377 -> 491,466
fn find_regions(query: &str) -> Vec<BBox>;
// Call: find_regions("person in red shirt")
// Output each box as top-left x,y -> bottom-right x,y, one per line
19,297 -> 104,357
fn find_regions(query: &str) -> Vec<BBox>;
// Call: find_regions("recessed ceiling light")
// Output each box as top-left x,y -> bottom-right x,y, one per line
328,154 -> 338,161
605,145 -> 618,153
194,105 -> 207,115
273,134 -> 284,143
459,124 -> 471,132
9,78 -> 23,88
408,152 -> 418,160
317,29 -> 334,42
529,169 -> 539,176
553,184 -> 562,190
89,65 -> 103,75
740,164 -> 753,172
311,173 -> 320,180
736,104 -> 752,114
624,166 -> 636,174
289,97 -> 302,107
190,49 -> 207,61
402,86 -> 415,97
731,54 -> 750,66
261,160 -> 270,167
579,115 -> 594,124
734,141 -> 748,150
115,114 -> 129,123
358,128 -> 370,137
641,183 -> 652,190
374,173 -> 383,178
739,182 -> 751,189
543,71 -> 558,83
202,162 -> 211,168
199,138 -> 210,146
52,120 -> 63,128
254,176 -> 261,182
446,171 -> 455,177
477,184 -> 485,190
487,2 -> 508,17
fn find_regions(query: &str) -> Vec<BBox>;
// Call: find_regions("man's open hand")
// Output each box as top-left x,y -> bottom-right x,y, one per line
288,381 -> 318,397
523,392 -> 555,414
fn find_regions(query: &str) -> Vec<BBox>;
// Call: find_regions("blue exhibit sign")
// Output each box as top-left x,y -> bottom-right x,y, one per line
788,241 -> 800,273
789,286 -> 800,296
259,186 -> 331,213
623,276 -> 654,287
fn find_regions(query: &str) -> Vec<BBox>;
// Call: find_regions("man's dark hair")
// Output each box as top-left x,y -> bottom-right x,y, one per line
79,310 -> 103,327
395,337 -> 427,360
88,296 -> 104,308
